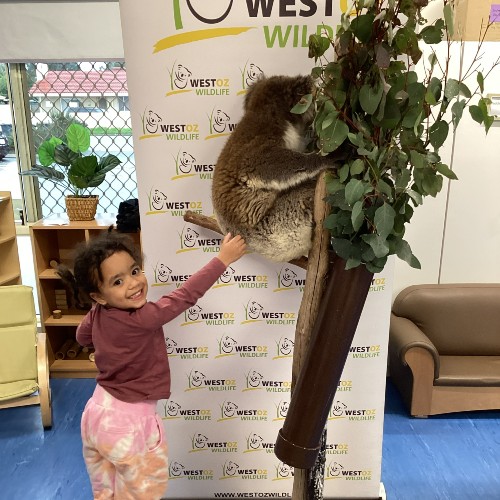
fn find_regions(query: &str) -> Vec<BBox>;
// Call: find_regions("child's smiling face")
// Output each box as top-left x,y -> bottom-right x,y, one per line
90,251 -> 148,310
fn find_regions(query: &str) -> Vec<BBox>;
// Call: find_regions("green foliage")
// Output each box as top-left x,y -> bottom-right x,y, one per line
21,123 -> 121,196
304,0 -> 499,273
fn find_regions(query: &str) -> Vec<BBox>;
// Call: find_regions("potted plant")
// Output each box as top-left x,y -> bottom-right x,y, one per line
276,0 -> 499,473
22,123 -> 121,220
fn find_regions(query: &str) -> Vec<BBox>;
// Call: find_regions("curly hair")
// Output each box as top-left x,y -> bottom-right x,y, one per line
57,227 -> 142,304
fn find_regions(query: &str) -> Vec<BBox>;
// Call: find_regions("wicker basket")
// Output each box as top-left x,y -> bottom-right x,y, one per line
65,195 -> 98,221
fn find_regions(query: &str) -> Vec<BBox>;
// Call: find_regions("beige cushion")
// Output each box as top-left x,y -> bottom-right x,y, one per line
436,356 -> 500,387
0,380 -> 38,401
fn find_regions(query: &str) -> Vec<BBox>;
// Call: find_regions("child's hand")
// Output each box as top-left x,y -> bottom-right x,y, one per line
218,233 -> 247,266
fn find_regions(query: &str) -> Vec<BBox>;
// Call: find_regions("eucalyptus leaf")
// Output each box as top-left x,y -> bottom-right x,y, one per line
359,84 -> 384,115
361,233 -> 390,258
291,93 -> 313,114
374,203 -> 396,238
351,201 -> 365,231
345,179 -> 367,206
429,120 -> 449,149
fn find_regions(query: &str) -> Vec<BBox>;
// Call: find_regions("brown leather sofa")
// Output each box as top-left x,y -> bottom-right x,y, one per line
389,284 -> 500,417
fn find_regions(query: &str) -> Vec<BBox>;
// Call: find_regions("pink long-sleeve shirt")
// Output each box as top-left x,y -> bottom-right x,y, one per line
76,257 -> 226,402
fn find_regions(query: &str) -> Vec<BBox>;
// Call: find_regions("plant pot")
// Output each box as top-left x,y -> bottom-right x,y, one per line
275,256 -> 373,469
65,195 -> 98,221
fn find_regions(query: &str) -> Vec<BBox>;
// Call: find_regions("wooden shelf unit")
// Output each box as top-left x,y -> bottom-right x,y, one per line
0,191 -> 21,286
30,214 -> 141,378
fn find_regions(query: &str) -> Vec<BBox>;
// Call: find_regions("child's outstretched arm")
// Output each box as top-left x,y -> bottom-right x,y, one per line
217,233 -> 247,266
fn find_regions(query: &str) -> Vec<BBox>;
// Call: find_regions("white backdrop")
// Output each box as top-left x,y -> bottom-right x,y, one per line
119,1 -> 393,498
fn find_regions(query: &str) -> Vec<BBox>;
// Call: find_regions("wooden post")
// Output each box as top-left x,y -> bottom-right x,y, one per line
290,173 -> 331,500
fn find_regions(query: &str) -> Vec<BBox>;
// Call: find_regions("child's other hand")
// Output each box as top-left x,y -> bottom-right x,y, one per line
218,233 -> 247,267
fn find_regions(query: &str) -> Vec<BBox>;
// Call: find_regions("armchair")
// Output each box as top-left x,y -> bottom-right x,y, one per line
0,285 -> 52,428
389,284 -> 500,417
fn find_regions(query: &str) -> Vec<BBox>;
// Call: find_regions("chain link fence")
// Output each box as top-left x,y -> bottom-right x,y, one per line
27,62 -> 137,217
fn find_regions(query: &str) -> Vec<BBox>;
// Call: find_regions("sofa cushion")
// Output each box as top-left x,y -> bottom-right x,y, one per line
391,284 -> 500,356
435,356 -> 500,386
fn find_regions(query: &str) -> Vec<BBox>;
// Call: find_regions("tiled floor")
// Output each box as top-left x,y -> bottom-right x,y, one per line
1,378 -> 499,500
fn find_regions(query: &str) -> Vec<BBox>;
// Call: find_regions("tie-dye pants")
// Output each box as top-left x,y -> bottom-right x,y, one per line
81,384 -> 168,499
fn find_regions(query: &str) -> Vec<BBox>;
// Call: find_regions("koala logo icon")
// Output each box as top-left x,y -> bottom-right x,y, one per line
157,264 -> 172,283
183,227 -> 199,248
246,63 -> 263,87
174,64 -> 192,89
329,462 -> 344,477
248,433 -> 263,450
165,400 -> 181,417
221,335 -> 237,354
223,461 -> 239,477
164,337 -> 177,354
280,267 -> 297,288
248,370 -> 263,388
151,189 -> 167,211
222,401 -> 238,418
193,433 -> 208,449
219,266 -> 235,284
279,337 -> 294,356
145,110 -> 162,134
169,461 -> 185,477
187,305 -> 202,321
179,152 -> 196,174
277,400 -> 289,418
247,301 -> 263,320
190,370 -> 206,387
277,462 -> 293,478
213,110 -> 230,134
331,401 -> 347,417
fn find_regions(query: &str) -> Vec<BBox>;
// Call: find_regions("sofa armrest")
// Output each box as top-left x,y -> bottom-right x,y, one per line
389,314 -> 440,379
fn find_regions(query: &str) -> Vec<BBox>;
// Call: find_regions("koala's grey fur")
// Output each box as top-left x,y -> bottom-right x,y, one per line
212,74 -> 337,262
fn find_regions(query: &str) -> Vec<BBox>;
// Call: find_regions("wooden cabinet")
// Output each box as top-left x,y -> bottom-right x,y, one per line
30,214 -> 141,378
0,191 -> 21,286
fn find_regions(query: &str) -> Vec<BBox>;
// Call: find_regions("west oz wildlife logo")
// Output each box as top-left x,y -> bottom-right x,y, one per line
190,432 -> 237,453
237,61 -> 264,95
241,299 -> 296,325
168,460 -> 214,481
337,379 -> 353,393
213,266 -> 236,289
215,335 -> 268,359
273,462 -> 294,481
177,226 -> 222,254
325,442 -> 349,456
349,344 -> 381,359
273,336 -> 294,359
185,369 -> 237,392
161,400 -> 211,421
205,108 -> 237,140
145,187 -> 203,216
167,61 -> 231,97
153,1 -> 342,53
244,433 -> 275,454
325,461 -> 372,481
243,369 -> 291,393
370,276 -> 386,292
181,305 -> 235,326
165,338 -> 209,359
218,400 -> 268,422
151,262 -> 173,287
274,265 -> 305,292
138,108 -> 200,141
329,400 -> 377,422
273,400 -> 289,421
171,150 -> 215,181
220,460 -> 268,480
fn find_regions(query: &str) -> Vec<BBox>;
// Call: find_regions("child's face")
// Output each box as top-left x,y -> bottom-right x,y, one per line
90,251 -> 148,310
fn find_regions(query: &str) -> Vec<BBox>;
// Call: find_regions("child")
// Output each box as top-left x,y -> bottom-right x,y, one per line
70,229 -> 246,499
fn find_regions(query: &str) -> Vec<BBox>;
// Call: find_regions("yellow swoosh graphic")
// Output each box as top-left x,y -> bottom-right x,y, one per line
154,27 -> 254,52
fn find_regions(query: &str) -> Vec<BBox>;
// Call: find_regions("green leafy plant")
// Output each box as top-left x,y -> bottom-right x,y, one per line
296,0 -> 499,273
22,123 -> 121,196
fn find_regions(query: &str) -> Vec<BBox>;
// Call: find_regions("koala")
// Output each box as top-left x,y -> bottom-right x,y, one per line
212,75 -> 341,263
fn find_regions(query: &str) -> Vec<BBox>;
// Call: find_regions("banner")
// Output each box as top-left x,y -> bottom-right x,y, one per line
119,1 -> 393,497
